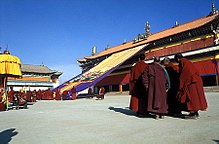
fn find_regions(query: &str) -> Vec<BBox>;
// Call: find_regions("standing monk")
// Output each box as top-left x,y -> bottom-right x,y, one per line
71,86 -> 76,100
174,53 -> 208,119
162,57 -> 181,115
55,88 -> 61,100
142,57 -> 170,119
8,86 -> 15,103
129,54 -> 148,116
37,89 -> 42,100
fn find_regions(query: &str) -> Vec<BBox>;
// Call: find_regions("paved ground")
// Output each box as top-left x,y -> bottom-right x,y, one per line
0,92 -> 218,144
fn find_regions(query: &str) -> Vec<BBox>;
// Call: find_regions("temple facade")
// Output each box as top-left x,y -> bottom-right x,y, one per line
77,4 -> 219,93
7,64 -> 62,91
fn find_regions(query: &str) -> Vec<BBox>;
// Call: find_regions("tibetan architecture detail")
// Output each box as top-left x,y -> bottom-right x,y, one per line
8,64 -> 62,91
60,4 -> 219,94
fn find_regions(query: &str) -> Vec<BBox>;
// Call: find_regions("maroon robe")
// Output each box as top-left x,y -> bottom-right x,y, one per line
71,87 -> 76,100
25,91 -> 32,102
17,91 -> 27,106
177,58 -> 208,111
8,90 -> 14,103
142,62 -> 168,114
129,60 -> 148,113
0,95 -> 6,111
96,87 -> 105,99
32,90 -> 37,102
88,87 -> 92,95
37,90 -> 42,100
55,88 -> 61,100
62,90 -> 68,100
165,62 -> 181,114
45,89 -> 53,100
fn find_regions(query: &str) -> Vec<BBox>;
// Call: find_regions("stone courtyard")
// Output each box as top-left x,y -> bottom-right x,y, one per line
0,92 -> 218,144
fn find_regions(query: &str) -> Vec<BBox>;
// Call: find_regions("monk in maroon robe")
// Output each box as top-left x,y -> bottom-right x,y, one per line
55,88 -> 61,100
88,87 -> 92,95
96,87 -> 105,99
32,90 -> 37,102
8,87 -> 14,103
142,57 -> 169,119
71,86 -> 76,100
45,89 -> 53,100
0,90 -> 6,111
17,90 -> 27,108
25,91 -> 32,102
37,89 -> 42,100
174,53 -> 208,119
129,54 -> 148,116
162,57 -> 181,115
62,90 -> 68,100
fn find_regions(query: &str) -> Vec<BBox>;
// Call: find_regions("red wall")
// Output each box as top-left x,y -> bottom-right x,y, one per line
194,59 -> 217,76
95,73 -> 130,86
146,37 -> 214,59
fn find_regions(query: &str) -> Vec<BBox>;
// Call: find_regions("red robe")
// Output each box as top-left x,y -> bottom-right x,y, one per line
62,90 -> 68,100
55,88 -> 61,100
0,95 -> 6,111
32,91 -> 37,102
46,90 -> 53,100
37,90 -> 42,100
71,87 -> 76,100
88,87 -> 92,95
177,58 -> 208,111
8,90 -> 14,103
129,60 -> 148,113
25,91 -> 32,102
17,91 -> 27,106
165,62 -> 181,114
142,62 -> 168,114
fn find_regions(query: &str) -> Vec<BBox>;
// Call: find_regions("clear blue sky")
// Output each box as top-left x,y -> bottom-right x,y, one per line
0,0 -> 218,82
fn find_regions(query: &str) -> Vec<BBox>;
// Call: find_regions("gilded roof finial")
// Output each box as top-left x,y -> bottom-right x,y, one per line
145,21 -> 150,34
212,1 -> 216,15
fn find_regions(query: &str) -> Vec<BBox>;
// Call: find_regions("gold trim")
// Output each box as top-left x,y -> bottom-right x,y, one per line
108,71 -> 130,76
147,34 -> 214,52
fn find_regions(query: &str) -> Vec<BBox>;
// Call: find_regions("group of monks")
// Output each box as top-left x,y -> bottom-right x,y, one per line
129,53 -> 208,120
0,86 -> 77,111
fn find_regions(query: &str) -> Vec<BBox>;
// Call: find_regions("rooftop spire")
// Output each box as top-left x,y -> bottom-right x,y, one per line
212,1 -> 216,15
145,21 -> 150,34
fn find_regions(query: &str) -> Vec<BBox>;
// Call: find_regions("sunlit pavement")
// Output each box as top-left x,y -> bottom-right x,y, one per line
0,93 -> 218,144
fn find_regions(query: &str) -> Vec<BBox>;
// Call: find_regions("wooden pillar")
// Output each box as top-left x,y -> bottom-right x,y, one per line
119,84 -> 123,93
215,59 -> 219,86
109,85 -> 112,92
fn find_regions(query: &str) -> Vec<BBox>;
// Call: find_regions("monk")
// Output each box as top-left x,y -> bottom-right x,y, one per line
142,57 -> 170,119
32,90 -> 37,102
8,86 -> 15,103
162,57 -> 181,116
174,53 -> 208,119
25,91 -> 32,102
37,89 -> 42,100
96,87 -> 105,99
62,90 -> 68,100
45,89 -> 53,100
129,54 -> 148,116
71,86 -> 76,100
55,88 -> 61,100
17,90 -> 27,109
0,89 -> 6,111
88,87 -> 92,95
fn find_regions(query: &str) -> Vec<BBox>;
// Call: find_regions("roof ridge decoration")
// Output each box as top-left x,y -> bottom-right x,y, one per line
79,11 -> 219,61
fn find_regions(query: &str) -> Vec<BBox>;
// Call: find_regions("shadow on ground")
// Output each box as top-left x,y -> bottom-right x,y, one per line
0,128 -> 18,144
108,106 -> 136,116
213,139 -> 219,144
